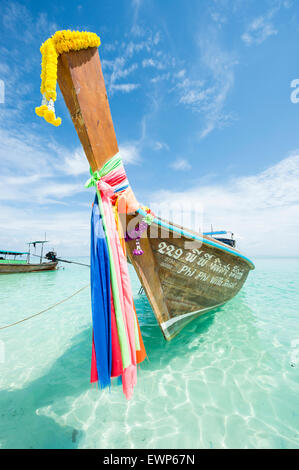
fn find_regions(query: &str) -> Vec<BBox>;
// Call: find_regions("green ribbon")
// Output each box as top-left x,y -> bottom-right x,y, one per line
84,168 -> 101,188
142,213 -> 155,225
84,153 -> 123,188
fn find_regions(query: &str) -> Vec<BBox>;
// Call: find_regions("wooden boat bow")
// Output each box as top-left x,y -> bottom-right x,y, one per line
56,38 -> 255,341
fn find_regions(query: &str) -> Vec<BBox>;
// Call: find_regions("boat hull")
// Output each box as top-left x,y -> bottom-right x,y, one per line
0,262 -> 58,274
124,212 -> 254,340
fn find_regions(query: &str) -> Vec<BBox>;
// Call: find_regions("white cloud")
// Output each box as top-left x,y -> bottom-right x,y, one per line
198,36 -> 237,139
0,126 -> 89,179
0,126 -> 90,252
0,62 -> 10,75
119,142 -> 141,165
132,0 -> 142,7
242,16 -> 278,45
0,127 -> 88,204
0,127 -> 55,176
1,119 -> 298,257
104,56 -> 140,95
0,204 -> 91,256
240,2 -> 292,46
1,1 -> 57,43
37,182 -> 84,202
142,58 -> 165,70
170,158 -> 191,171
154,141 -> 170,151
0,173 -> 84,205
175,69 -> 186,79
177,79 -> 212,106
174,32 -> 237,139
110,83 -> 140,94
151,72 -> 171,83
131,0 -> 143,33
102,28 -> 165,96
210,11 -> 227,26
0,128 -> 140,254
148,153 -> 299,256
142,58 -> 155,67
110,61 -> 138,82
59,148 -> 89,176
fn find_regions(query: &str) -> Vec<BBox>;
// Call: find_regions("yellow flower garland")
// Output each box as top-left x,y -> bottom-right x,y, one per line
35,30 -> 101,127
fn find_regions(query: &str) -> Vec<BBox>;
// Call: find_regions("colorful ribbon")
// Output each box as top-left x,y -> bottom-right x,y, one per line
85,153 -> 129,193
88,152 -> 146,399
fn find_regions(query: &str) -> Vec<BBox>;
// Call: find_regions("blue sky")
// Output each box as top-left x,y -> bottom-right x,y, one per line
0,0 -> 298,256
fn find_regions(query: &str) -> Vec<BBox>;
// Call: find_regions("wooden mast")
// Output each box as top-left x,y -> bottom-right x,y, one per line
57,47 -> 118,172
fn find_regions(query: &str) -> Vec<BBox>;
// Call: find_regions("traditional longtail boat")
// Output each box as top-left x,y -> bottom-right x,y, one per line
34,30 -> 255,397
35,31 -> 254,362
0,241 -> 57,274
52,38 -> 254,341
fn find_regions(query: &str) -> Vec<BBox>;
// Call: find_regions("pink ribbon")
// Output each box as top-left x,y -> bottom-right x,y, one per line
96,179 -> 114,197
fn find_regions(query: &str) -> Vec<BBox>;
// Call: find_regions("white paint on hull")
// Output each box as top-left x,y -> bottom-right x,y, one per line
161,301 -> 226,337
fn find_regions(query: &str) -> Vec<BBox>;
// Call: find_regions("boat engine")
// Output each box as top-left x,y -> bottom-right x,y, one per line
45,251 -> 57,261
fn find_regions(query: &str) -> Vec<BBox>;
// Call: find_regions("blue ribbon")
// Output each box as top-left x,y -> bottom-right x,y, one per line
90,194 -> 112,389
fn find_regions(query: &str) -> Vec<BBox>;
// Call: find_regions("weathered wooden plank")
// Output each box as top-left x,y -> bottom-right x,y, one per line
126,235 -> 171,328
57,47 -> 118,172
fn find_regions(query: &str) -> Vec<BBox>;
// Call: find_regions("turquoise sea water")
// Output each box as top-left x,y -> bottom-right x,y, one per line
0,257 -> 298,449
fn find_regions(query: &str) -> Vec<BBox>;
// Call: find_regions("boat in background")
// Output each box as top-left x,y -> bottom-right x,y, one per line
204,230 -> 236,248
56,41 -> 255,340
0,240 -> 58,274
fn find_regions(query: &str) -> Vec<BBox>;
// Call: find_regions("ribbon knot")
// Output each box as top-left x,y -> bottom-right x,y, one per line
96,179 -> 114,197
85,169 -> 101,188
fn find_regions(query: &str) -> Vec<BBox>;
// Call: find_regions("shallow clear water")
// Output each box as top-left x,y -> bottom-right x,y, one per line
0,257 -> 298,449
